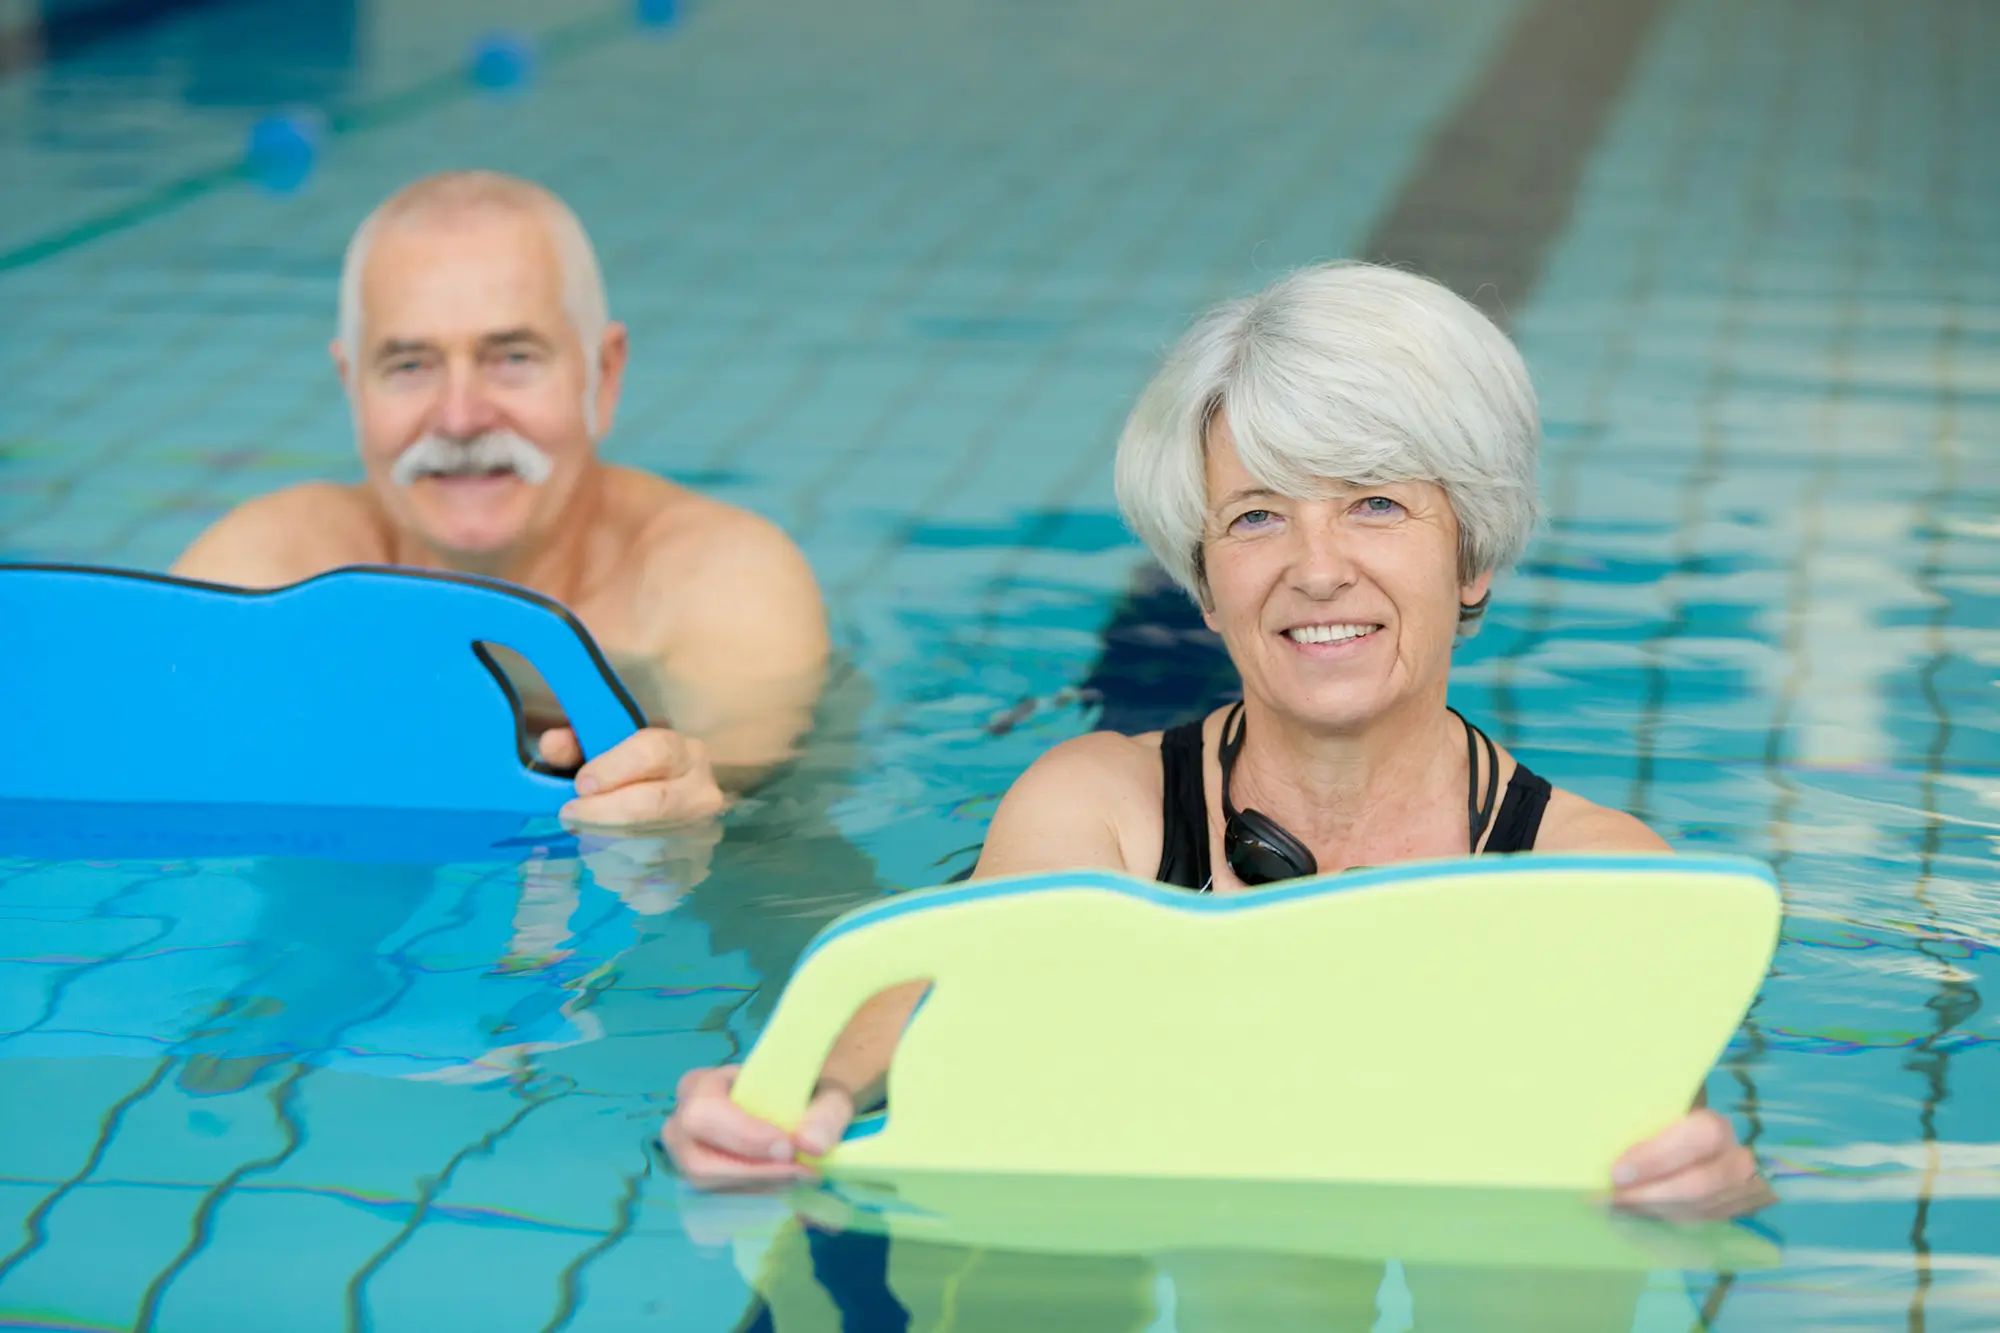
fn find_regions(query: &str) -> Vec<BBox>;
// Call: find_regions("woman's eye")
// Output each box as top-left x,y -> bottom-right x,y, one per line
1357,496 -> 1403,517
1231,508 -> 1275,531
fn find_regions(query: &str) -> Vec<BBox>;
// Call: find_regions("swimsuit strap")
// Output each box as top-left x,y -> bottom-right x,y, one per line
1457,710 -> 1501,852
1154,717 -> 1212,890
1483,762 -> 1552,853
1154,710 -> 1546,886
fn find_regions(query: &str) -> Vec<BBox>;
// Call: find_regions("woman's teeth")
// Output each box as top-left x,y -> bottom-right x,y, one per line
1285,623 -> 1377,644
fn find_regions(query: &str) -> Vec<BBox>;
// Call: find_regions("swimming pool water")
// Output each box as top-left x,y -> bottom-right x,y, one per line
1,0 -> 1997,1328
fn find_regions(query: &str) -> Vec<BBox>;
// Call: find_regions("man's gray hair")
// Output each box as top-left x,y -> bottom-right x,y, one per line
1113,262 -> 1541,627
336,170 -> 611,432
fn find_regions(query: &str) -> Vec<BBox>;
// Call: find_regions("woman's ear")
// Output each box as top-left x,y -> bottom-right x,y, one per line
1192,547 -> 1219,630
1460,568 -> 1494,611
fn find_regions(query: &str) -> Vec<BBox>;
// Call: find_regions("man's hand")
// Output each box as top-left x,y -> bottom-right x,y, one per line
660,1065 -> 856,1189
1610,1108 -> 1774,1220
540,726 -> 726,827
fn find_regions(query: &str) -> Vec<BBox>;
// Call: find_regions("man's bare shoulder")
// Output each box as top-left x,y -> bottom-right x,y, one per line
614,468 -> 807,566
1536,786 -> 1673,854
605,467 -> 822,623
170,483 -> 385,588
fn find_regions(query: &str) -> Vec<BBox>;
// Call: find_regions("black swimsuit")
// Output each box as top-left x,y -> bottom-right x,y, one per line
1154,715 -> 1552,890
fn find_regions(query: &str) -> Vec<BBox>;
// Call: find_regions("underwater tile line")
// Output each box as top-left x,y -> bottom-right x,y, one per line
0,1173 -> 613,1240
1743,0 -> 1875,1169
540,1169 -> 644,1333
1904,7 -> 1982,1322
700,37 -> 1127,492
815,8 -> 1436,607
777,4 -> 1239,575
343,1078 -> 575,1333
0,1057 -> 175,1289
1619,13 -> 1805,833
1463,0 -> 1731,750
1621,45 -> 1810,1324
957,10 -> 1452,640
0,871 -> 189,1050
129,1061 -> 310,1331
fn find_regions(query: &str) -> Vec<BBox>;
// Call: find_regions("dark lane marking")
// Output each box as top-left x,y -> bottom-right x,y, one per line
1484,0 -> 1744,750
1082,0 -> 1674,729
1358,0 -> 1672,322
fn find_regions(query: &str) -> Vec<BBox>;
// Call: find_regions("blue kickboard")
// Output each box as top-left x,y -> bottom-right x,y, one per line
0,564 -> 644,815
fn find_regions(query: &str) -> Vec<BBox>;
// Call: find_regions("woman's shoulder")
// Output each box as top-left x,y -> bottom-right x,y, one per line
1008,728 -> 1169,800
1533,783 -> 1673,854
975,729 -> 1170,878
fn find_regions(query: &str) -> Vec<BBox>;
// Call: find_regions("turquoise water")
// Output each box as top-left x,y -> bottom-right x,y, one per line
2,0 -> 1998,1328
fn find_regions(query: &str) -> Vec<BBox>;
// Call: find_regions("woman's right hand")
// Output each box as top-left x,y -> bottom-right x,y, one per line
661,1065 -> 857,1189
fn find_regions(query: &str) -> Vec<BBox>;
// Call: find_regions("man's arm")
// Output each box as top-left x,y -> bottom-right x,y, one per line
639,508 -> 831,792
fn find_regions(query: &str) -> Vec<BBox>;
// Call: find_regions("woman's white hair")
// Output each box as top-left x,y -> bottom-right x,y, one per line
1113,262 -> 1540,630
336,170 -> 611,433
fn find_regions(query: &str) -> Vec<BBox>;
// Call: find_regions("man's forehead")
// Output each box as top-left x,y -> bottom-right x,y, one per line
358,211 -> 570,344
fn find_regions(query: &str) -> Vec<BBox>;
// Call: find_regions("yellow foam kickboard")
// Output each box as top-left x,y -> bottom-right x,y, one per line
731,854 -> 1782,1191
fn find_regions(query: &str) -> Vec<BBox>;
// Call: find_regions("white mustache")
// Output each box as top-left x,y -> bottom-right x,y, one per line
390,431 -> 555,487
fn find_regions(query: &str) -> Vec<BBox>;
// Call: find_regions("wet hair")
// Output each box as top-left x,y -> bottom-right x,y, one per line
1113,262 -> 1540,634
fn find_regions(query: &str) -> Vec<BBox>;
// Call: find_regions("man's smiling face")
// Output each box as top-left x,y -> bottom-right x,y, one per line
341,210 -> 601,562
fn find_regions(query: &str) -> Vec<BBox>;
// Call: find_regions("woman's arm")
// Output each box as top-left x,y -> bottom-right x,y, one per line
660,732 -> 1148,1186
1534,789 -> 1770,1217
1533,789 -> 1673,853
971,732 -> 1151,878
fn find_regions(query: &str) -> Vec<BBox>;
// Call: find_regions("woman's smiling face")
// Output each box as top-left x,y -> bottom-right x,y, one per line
1199,412 -> 1491,731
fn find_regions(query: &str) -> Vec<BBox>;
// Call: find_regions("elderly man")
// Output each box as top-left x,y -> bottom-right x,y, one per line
173,171 -> 829,825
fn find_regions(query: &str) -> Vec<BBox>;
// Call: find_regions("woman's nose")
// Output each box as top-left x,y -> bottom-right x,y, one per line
1290,517 -> 1357,599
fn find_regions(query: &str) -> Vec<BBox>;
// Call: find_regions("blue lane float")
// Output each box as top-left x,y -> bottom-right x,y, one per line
637,0 -> 681,28
467,28 -> 536,95
0,564 -> 643,862
244,109 -> 325,194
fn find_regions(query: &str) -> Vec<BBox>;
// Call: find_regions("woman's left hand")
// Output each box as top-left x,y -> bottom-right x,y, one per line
1609,1109 -> 1774,1219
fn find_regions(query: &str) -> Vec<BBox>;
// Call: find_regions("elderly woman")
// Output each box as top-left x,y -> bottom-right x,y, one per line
664,262 -> 1767,1217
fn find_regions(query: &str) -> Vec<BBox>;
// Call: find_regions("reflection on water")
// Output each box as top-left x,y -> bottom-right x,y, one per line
695,1175 -> 1781,1333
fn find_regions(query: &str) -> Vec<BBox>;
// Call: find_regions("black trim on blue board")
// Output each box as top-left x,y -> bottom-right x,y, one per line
471,640 -> 583,780
0,560 -> 648,737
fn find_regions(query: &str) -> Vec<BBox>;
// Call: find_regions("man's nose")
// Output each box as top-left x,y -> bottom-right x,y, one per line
433,363 -> 500,439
